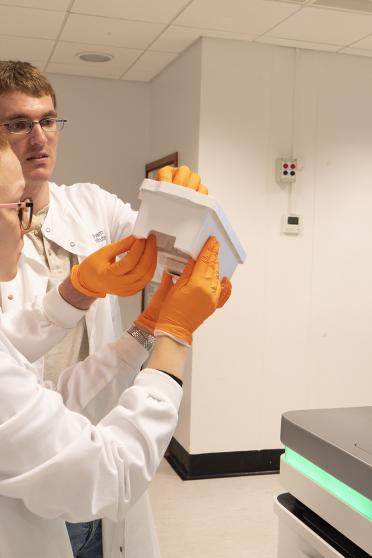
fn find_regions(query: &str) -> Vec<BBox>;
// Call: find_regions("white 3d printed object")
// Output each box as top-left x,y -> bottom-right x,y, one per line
133,179 -> 246,278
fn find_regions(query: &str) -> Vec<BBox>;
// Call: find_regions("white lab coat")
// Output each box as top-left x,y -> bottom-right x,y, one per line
0,182 -> 166,558
1,182 -> 138,365
0,316 -> 182,558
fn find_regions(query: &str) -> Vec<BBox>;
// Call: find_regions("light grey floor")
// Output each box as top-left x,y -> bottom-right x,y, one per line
149,459 -> 282,558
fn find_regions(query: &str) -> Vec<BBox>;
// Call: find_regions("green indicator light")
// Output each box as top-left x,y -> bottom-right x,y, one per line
284,447 -> 372,520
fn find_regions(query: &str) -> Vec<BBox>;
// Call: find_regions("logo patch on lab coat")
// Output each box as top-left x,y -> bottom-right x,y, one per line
92,230 -> 106,244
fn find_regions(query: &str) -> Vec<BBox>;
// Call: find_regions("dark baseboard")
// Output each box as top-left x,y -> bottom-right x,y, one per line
165,437 -> 284,480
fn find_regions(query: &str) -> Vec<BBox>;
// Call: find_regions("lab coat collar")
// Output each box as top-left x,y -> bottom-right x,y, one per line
0,236 -> 49,310
42,182 -> 97,257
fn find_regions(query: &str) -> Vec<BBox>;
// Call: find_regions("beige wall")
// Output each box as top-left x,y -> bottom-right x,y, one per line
148,40 -> 202,169
49,72 -> 149,210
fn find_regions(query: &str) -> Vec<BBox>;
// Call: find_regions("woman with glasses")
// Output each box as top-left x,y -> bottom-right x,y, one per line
0,144 -> 94,362
0,60 -> 216,558
0,145 -> 30,279
0,135 -> 231,558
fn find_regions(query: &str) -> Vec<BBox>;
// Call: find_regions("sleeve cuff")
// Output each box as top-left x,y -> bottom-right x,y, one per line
112,331 -> 149,364
133,368 -> 183,410
41,286 -> 87,329
154,329 -> 191,348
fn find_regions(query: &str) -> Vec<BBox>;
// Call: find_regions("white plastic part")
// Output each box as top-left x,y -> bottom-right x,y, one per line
279,457 -> 372,556
133,179 -> 246,278
274,497 -> 344,558
282,214 -> 301,235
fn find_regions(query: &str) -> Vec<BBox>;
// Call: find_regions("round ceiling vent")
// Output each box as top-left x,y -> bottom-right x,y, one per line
77,52 -> 113,63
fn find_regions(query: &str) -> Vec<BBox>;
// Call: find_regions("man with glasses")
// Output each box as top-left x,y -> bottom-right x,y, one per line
0,60 -> 208,558
0,64 -> 138,386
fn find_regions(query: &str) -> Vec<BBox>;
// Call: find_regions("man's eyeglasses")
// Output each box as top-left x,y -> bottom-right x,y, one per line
0,117 -> 67,135
0,198 -> 33,231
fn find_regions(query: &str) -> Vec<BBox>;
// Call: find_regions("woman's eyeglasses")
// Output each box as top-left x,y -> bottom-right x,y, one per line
0,198 -> 33,231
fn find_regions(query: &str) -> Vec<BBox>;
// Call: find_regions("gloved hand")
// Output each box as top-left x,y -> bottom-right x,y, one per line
154,237 -> 232,345
156,165 -> 208,194
70,235 -> 157,298
134,271 -> 174,333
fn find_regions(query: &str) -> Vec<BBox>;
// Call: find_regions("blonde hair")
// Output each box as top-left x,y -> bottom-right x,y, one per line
0,61 -> 57,109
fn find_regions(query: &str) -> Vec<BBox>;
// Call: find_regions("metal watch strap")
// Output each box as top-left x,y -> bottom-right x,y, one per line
127,325 -> 155,352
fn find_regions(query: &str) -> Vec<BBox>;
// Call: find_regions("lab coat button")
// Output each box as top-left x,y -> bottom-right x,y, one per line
70,241 -> 76,247
45,227 -> 51,233
7,294 -> 14,300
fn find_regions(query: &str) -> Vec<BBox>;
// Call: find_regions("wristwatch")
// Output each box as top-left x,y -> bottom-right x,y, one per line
127,325 -> 155,352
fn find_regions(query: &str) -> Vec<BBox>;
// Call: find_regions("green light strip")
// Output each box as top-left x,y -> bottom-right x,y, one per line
284,447 -> 372,520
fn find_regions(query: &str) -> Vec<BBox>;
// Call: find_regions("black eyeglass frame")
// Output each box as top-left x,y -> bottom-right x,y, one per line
0,117 -> 67,135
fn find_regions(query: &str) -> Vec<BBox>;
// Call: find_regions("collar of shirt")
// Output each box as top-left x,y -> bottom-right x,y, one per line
29,205 -> 49,233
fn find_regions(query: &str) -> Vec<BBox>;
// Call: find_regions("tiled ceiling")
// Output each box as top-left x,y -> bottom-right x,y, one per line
2,0 -> 372,82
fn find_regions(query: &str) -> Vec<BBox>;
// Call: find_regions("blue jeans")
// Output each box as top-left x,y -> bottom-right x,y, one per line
66,520 -> 103,558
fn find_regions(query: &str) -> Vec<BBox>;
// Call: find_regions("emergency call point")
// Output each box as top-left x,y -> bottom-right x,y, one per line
277,158 -> 297,184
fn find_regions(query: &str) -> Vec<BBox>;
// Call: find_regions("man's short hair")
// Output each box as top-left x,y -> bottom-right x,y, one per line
0,61 -> 57,109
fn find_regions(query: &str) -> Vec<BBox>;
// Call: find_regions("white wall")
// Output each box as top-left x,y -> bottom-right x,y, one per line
49,73 -> 149,209
148,41 -> 203,450
50,41 -> 372,456
150,38 -> 372,454
148,40 -> 202,169
48,73 -> 150,327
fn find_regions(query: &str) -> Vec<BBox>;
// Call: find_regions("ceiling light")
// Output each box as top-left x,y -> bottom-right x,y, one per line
77,52 -> 113,63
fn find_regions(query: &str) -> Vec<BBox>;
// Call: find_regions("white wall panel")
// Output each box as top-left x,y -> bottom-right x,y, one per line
307,52 -> 372,410
194,41 -> 372,453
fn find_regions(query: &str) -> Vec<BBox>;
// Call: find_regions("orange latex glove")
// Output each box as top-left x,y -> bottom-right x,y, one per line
70,235 -> 157,298
156,165 -> 208,194
134,271 -> 174,333
154,237 -> 232,345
